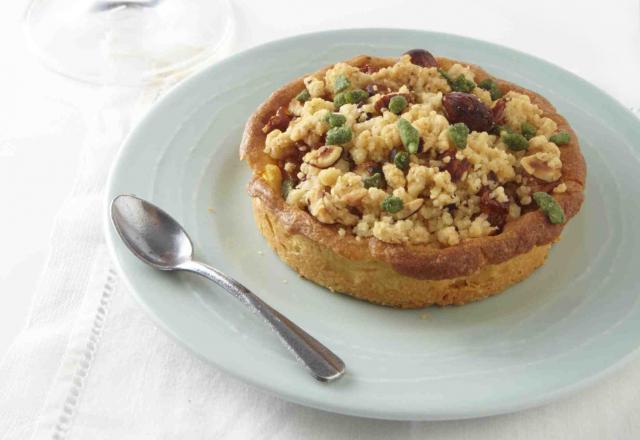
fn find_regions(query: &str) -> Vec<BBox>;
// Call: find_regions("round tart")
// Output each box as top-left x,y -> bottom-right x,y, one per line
240,50 -> 586,308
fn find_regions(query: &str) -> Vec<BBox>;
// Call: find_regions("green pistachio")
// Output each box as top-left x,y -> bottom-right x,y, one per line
478,78 -> 502,100
448,122 -> 470,149
502,132 -> 529,151
325,112 -> 347,128
521,122 -> 537,140
333,88 -> 369,109
295,89 -> 310,103
533,192 -> 565,224
388,95 -> 407,114
397,118 -> 420,154
394,151 -> 410,171
363,173 -> 385,189
326,126 -> 352,145
334,74 -> 350,93
439,69 -> 476,93
549,131 -> 571,145
381,196 -> 404,213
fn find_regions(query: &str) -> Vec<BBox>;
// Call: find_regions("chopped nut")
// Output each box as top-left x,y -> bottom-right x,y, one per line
521,153 -> 562,182
303,146 -> 343,169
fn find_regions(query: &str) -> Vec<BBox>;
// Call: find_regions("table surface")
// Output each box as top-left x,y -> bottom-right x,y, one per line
1,0 -> 639,360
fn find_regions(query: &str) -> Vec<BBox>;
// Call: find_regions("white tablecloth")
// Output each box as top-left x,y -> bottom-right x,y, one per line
2,1 -> 640,438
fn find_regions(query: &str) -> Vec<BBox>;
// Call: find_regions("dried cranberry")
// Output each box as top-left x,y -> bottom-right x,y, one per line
404,49 -> 438,68
442,92 -> 494,132
492,98 -> 506,125
443,156 -> 471,182
479,188 -> 509,230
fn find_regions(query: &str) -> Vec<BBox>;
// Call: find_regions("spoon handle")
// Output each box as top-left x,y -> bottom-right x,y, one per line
180,260 -> 345,382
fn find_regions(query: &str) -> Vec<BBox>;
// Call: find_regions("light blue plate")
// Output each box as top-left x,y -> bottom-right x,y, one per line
105,29 -> 640,421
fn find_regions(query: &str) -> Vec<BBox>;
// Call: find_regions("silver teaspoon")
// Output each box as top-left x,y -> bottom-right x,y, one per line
110,194 -> 345,382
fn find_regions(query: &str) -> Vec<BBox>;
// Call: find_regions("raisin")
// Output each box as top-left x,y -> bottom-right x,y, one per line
404,49 -> 438,68
442,92 -> 494,132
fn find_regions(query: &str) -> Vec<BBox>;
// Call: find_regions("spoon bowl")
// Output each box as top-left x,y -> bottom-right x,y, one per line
111,194 -> 193,270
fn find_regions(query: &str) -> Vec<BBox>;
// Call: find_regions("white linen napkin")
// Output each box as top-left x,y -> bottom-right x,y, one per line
2,79 -> 640,440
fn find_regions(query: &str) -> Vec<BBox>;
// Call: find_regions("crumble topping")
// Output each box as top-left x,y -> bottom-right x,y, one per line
260,50 -> 570,246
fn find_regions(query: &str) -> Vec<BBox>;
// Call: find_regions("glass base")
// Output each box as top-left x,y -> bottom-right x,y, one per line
24,0 -> 234,86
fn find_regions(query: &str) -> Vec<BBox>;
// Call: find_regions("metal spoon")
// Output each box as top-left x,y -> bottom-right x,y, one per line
110,194 -> 345,382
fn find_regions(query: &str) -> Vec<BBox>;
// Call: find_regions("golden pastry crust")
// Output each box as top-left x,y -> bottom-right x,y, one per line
240,54 -> 585,307
252,196 -> 552,307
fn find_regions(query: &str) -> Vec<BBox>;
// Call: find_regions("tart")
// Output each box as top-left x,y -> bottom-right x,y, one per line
240,49 -> 586,308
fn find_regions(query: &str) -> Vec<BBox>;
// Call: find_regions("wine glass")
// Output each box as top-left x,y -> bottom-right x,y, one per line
23,0 -> 234,86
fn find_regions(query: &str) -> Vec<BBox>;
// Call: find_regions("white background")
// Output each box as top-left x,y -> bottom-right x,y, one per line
1,0 -> 639,382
